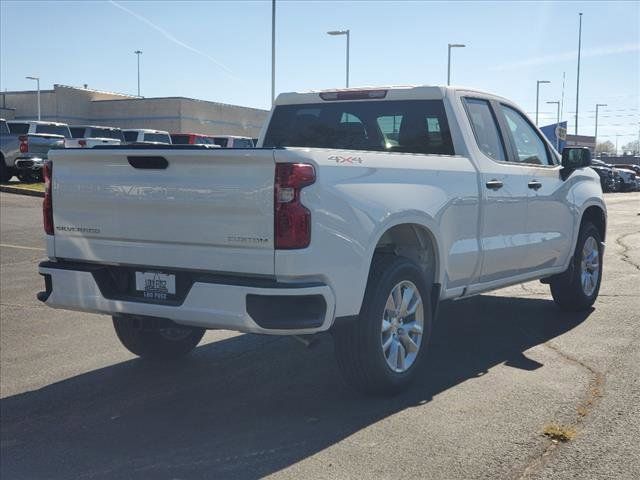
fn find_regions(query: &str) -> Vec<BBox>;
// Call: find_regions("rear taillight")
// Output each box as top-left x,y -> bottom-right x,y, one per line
43,162 -> 54,235
19,135 -> 28,153
78,139 -> 87,147
274,163 -> 315,249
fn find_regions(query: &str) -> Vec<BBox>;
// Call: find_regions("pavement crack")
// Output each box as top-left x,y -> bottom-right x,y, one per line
516,341 -> 604,480
615,232 -> 640,272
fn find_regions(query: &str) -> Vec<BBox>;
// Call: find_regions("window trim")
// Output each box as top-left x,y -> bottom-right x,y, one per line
462,96 -> 509,163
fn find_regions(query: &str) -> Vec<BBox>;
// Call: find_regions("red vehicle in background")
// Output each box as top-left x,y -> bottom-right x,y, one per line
170,133 -> 220,146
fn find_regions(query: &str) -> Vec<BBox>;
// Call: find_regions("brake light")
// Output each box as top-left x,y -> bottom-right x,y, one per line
43,162 -> 54,235
19,135 -> 28,153
78,139 -> 87,147
320,89 -> 387,101
274,163 -> 315,249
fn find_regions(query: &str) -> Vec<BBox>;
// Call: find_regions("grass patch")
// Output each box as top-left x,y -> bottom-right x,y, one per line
543,423 -> 576,442
1,182 -> 44,192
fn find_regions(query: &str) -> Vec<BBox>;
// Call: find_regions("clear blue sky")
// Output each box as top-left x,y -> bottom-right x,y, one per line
1,0 -> 638,146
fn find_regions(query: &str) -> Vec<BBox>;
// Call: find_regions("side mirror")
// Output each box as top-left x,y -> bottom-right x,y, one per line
562,147 -> 592,170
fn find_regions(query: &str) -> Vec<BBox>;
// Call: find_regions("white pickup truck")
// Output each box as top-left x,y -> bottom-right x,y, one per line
38,86 -> 606,394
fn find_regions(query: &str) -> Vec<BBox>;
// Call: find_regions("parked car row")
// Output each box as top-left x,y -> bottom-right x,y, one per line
0,118 -> 256,182
591,159 -> 640,192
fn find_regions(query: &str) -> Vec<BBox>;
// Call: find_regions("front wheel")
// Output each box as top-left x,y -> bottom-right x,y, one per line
113,315 -> 205,359
332,254 -> 432,395
550,222 -> 603,311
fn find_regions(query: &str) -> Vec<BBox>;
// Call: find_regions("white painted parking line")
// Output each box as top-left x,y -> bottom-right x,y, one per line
0,244 -> 45,251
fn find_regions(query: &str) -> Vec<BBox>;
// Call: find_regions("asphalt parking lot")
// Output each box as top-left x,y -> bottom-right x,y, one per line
1,191 -> 639,480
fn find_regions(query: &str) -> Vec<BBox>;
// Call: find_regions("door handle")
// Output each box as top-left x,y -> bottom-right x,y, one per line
485,179 -> 504,191
528,180 -> 542,190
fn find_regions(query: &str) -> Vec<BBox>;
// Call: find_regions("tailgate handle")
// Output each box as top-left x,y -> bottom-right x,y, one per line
127,156 -> 168,169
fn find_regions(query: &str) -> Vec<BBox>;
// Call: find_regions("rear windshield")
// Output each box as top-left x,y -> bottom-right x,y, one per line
263,100 -> 454,155
143,133 -> 171,144
7,123 -> 29,135
89,128 -> 124,141
70,127 -> 87,138
213,137 -> 229,148
123,131 -> 138,142
170,134 -> 191,144
234,138 -> 254,148
35,124 -> 71,138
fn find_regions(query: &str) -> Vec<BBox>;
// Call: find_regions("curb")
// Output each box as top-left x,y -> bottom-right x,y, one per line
0,185 -> 45,198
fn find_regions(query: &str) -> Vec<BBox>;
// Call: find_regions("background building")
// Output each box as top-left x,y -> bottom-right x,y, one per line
0,84 -> 268,137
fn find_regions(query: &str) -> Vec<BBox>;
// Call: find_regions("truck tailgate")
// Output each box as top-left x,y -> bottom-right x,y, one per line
49,148 -> 275,275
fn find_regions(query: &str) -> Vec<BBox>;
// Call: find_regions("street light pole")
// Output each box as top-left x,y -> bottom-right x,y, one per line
271,0 -> 276,106
447,43 -> 465,86
327,30 -> 350,87
134,50 -> 142,97
575,12 -> 583,136
535,80 -> 550,126
546,101 -> 560,150
25,76 -> 40,120
594,103 -> 607,150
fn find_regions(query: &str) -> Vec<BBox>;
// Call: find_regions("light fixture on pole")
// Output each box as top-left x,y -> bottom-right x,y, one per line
25,76 -> 41,121
447,43 -> 465,86
134,50 -> 143,97
535,80 -> 551,126
594,103 -> 607,149
327,29 -> 350,87
546,101 -> 561,150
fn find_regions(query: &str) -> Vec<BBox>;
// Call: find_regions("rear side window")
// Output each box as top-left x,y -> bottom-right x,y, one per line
123,131 -> 138,142
35,124 -> 71,138
143,133 -> 171,144
263,100 -> 455,155
7,123 -> 29,135
0,120 -> 9,135
463,98 -> 506,162
70,127 -> 86,138
213,137 -> 229,147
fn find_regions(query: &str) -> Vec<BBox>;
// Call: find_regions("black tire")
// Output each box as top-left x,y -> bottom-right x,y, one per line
550,222 -> 603,312
332,254 -> 433,395
112,315 -> 205,359
0,158 -> 10,183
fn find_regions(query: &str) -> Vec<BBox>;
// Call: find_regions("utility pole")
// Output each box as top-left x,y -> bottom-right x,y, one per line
594,103 -> 607,149
447,43 -> 466,86
547,101 -> 560,150
575,13 -> 583,136
25,76 -> 41,120
327,30 -> 350,87
134,50 -> 142,97
271,0 -> 276,106
535,80 -> 550,126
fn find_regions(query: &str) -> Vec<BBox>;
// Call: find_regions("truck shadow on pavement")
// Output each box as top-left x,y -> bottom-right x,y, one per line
1,295 -> 592,480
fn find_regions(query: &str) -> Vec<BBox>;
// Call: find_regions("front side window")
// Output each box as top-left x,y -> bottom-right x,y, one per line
500,105 -> 551,165
263,100 -> 455,155
464,98 -> 506,162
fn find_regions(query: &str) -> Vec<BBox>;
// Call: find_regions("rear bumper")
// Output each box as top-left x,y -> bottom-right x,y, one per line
15,157 -> 45,171
38,261 -> 336,335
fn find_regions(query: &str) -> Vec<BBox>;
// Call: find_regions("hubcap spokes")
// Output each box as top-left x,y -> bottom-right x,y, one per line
381,280 -> 424,373
580,236 -> 600,297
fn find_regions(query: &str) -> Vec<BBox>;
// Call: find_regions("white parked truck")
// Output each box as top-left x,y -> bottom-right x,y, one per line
65,125 -> 124,149
38,86 -> 606,394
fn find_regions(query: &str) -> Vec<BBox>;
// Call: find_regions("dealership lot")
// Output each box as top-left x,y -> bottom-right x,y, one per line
1,191 -> 639,479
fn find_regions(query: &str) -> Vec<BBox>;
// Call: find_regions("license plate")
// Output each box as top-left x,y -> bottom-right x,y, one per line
135,271 -> 176,301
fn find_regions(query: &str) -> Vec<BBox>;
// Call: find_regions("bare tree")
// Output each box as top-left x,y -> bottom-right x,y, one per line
621,140 -> 639,155
596,140 -> 616,155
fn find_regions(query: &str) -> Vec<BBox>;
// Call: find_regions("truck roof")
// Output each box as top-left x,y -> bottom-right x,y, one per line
274,85 -> 510,106
7,120 -> 69,126
71,125 -> 122,130
122,128 -> 170,134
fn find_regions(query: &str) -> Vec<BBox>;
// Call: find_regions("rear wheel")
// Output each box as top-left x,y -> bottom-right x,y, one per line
550,222 -> 602,311
332,254 -> 432,395
112,315 -> 205,359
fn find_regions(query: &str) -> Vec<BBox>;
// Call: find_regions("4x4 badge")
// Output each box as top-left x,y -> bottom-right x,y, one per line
329,155 -> 363,165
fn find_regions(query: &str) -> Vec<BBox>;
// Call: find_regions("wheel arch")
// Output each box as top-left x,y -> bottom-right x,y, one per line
581,204 -> 606,242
